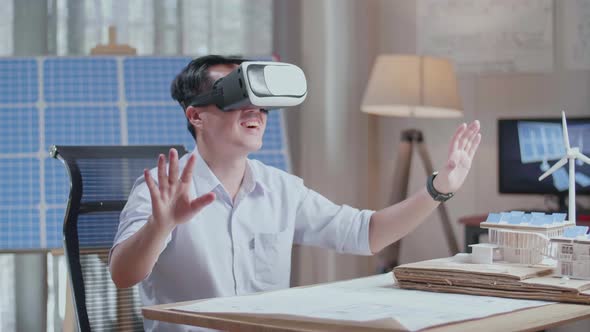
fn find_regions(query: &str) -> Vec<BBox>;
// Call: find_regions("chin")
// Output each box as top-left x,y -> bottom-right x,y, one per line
245,141 -> 263,152
233,139 -> 262,155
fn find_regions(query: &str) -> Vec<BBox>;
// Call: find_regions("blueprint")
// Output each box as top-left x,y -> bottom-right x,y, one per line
174,273 -> 551,331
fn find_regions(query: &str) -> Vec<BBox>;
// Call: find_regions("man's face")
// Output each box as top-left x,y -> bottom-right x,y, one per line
191,64 -> 267,156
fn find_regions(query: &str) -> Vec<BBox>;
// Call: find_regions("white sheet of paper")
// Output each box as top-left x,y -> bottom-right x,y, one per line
173,273 -> 552,331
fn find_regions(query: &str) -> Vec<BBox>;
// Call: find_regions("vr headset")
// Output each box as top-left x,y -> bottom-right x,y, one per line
184,61 -> 307,111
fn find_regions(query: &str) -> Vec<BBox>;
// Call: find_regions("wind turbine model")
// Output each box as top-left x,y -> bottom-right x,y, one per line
539,111 -> 590,224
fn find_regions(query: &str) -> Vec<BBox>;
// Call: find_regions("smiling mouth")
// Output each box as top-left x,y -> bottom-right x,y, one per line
241,120 -> 261,129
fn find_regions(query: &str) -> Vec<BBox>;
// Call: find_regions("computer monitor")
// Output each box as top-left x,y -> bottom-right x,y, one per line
498,117 -> 590,196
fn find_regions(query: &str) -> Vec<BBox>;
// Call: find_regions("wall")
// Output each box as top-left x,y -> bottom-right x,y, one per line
377,2 -> 589,330
377,0 -> 590,265
274,0 -> 381,285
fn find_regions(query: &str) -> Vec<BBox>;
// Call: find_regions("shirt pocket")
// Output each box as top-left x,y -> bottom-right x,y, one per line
253,230 -> 291,286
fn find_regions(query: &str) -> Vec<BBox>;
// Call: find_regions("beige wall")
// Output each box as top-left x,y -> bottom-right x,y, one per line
276,1 -> 590,330
377,0 -> 590,266
291,0 -> 380,285
277,6 -> 590,331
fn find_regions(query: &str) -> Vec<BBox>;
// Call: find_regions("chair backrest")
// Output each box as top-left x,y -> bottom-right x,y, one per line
51,145 -> 188,332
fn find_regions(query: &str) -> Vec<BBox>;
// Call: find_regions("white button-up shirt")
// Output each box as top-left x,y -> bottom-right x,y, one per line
112,147 -> 374,332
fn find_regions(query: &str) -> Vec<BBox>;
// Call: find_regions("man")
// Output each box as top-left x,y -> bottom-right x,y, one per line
109,55 -> 481,331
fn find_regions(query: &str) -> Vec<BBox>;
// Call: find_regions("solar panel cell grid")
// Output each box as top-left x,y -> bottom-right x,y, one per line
45,106 -> 121,149
126,105 -> 195,149
44,58 -> 119,103
0,107 -> 39,153
0,56 -> 291,250
124,57 -> 191,102
0,59 -> 38,104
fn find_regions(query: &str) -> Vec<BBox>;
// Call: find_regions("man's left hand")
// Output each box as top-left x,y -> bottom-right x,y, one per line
433,120 -> 481,194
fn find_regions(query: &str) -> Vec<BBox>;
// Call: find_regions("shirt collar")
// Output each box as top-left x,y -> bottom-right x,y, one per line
192,147 -> 222,197
191,146 -> 271,196
244,159 -> 272,194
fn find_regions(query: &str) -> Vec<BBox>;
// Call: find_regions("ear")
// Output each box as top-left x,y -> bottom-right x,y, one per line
185,106 -> 204,131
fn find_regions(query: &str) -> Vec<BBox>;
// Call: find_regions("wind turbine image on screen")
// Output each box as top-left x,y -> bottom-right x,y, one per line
535,112 -> 590,223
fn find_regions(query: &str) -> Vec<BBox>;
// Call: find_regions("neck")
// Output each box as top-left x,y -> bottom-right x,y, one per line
197,142 -> 247,200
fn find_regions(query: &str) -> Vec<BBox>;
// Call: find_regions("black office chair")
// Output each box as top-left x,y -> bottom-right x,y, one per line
50,145 -> 188,332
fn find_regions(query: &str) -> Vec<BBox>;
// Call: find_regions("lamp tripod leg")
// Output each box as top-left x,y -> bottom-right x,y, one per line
375,129 -> 461,274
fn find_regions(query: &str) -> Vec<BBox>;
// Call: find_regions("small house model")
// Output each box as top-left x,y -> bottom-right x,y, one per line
479,211 -> 574,265
550,226 -> 590,280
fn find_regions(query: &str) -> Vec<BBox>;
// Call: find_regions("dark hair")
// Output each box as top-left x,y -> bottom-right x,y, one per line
170,55 -> 244,139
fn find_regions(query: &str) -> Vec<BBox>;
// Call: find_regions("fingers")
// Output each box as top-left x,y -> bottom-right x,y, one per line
459,120 -> 480,150
190,192 -> 216,213
463,120 -> 481,151
144,169 -> 160,202
180,154 -> 196,184
168,148 -> 179,186
450,123 -> 467,154
468,133 -> 482,158
157,154 -> 168,193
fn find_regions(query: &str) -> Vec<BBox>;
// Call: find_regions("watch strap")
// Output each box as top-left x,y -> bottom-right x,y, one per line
427,172 -> 454,202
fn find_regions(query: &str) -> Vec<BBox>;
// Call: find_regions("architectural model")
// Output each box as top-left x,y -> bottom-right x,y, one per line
550,226 -> 590,279
478,211 -> 573,265
474,112 -> 590,279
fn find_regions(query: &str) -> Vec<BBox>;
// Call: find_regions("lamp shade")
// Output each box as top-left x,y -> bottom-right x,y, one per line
361,55 -> 462,118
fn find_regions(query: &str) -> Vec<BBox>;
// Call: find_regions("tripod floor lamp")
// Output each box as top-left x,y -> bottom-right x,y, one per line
361,55 -> 463,272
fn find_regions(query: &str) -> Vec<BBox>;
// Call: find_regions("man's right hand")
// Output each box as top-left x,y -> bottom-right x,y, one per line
144,148 -> 216,231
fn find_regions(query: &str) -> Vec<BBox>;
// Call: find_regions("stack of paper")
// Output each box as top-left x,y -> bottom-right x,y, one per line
394,257 -> 590,304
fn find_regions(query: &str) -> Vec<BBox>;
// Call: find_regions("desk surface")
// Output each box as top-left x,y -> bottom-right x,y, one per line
143,301 -> 590,332
142,277 -> 590,332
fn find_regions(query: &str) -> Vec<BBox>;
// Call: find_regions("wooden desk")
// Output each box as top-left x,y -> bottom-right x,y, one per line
143,280 -> 590,332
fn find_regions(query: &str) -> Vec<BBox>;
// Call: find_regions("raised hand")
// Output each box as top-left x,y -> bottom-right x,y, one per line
144,148 -> 215,230
433,120 -> 481,194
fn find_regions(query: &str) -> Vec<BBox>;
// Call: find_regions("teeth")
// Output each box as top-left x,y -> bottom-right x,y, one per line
244,121 -> 259,128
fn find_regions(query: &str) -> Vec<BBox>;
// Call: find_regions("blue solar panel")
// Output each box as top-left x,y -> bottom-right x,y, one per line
506,211 -> 523,224
45,105 -> 121,149
521,214 -> 533,224
0,59 -> 38,104
563,226 -> 589,238
44,159 -> 70,205
0,107 -> 39,153
126,105 -> 195,149
46,207 -> 65,248
552,213 -> 567,223
124,57 -> 191,102
0,56 -> 290,250
517,122 -> 565,163
499,212 -> 511,223
490,211 -> 571,227
0,208 -> 40,249
0,158 -> 40,207
530,214 -> 546,226
485,213 -> 501,223
262,110 -> 285,150
575,171 -> 590,187
44,58 -> 118,103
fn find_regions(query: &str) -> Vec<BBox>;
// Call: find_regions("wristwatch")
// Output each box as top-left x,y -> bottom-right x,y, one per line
427,172 -> 454,202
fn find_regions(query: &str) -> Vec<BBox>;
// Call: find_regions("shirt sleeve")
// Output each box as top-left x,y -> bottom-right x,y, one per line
108,173 -> 172,264
293,182 -> 374,256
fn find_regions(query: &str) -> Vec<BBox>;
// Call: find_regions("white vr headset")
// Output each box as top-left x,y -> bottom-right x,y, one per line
185,61 -> 307,111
